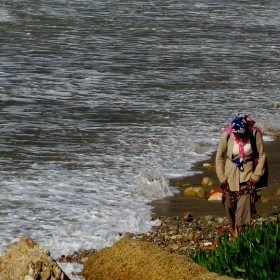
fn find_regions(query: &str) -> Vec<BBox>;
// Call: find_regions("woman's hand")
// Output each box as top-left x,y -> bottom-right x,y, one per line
249,177 -> 258,186
220,180 -> 228,191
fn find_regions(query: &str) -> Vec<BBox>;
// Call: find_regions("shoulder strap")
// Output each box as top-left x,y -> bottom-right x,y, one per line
226,133 -> 230,142
250,130 -> 259,158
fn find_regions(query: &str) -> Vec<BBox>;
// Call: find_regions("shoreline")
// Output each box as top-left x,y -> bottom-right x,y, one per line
66,136 -> 280,269
148,136 -> 280,218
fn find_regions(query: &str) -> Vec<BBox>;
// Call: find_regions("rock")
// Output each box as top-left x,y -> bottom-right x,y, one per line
181,235 -> 190,242
82,237 -> 236,280
202,177 -> 214,186
272,206 -> 280,212
276,188 -> 280,195
207,165 -> 216,172
0,236 -> 70,280
202,245 -> 214,251
208,189 -> 223,201
202,242 -> 213,247
184,187 -> 205,198
204,215 -> 214,222
166,244 -> 181,252
186,233 -> 194,241
178,246 -> 189,253
80,257 -> 89,263
183,212 -> 193,221
261,197 -> 271,203
171,234 -> 182,240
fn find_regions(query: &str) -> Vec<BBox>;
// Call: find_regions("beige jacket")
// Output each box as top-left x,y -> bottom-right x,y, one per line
215,130 -> 266,191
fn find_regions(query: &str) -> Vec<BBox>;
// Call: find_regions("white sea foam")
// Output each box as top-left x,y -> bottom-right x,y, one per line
0,2 -> 280,280
135,169 -> 176,198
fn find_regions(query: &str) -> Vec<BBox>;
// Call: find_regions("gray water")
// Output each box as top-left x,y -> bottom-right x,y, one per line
0,0 -> 280,277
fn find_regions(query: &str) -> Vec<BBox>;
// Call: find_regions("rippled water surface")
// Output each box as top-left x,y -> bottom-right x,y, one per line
0,0 -> 280,277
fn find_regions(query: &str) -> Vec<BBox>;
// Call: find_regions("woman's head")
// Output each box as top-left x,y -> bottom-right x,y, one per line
231,113 -> 255,136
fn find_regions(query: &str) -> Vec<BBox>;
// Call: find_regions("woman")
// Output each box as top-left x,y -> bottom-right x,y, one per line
215,113 -> 266,237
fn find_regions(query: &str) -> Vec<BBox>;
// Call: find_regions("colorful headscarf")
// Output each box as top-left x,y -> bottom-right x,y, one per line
231,113 -> 254,134
227,113 -> 262,163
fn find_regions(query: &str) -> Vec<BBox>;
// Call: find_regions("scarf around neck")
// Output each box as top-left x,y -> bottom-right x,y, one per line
227,125 -> 262,163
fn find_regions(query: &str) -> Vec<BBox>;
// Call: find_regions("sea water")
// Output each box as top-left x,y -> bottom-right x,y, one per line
0,0 -> 280,278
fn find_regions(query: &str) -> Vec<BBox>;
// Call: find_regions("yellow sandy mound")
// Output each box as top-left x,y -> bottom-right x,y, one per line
82,237 -> 236,280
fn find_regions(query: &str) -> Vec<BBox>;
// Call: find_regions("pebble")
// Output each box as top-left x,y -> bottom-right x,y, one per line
202,177 -> 214,186
129,212 -> 280,256
64,211 -> 280,264
261,197 -> 271,203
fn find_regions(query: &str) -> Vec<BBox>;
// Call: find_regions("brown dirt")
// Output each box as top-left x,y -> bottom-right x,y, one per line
82,237 -> 236,280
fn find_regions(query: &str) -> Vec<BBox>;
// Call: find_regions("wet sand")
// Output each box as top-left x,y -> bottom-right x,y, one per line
149,137 -> 280,217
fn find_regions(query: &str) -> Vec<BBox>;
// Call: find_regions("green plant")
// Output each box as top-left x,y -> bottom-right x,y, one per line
190,218 -> 280,279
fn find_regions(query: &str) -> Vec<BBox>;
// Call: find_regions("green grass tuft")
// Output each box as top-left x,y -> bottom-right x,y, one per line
189,217 -> 280,279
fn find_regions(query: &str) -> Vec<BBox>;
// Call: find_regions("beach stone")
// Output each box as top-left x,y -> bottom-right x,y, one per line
217,217 -> 226,223
204,215 -> 214,221
261,197 -> 271,203
202,177 -> 214,186
181,235 -> 190,242
202,245 -> 214,251
171,234 -> 182,240
184,187 -> 205,198
208,192 -> 223,201
186,233 -> 194,241
169,225 -> 178,232
166,244 -> 180,252
168,230 -> 178,236
183,212 -> 193,221
81,257 -> 89,263
207,165 -> 216,172
178,246 -> 189,253
0,236 -> 70,280
82,237 -> 236,280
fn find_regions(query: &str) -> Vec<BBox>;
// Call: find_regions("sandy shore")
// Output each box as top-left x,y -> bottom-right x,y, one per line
67,136 -> 280,268
149,136 -> 280,218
